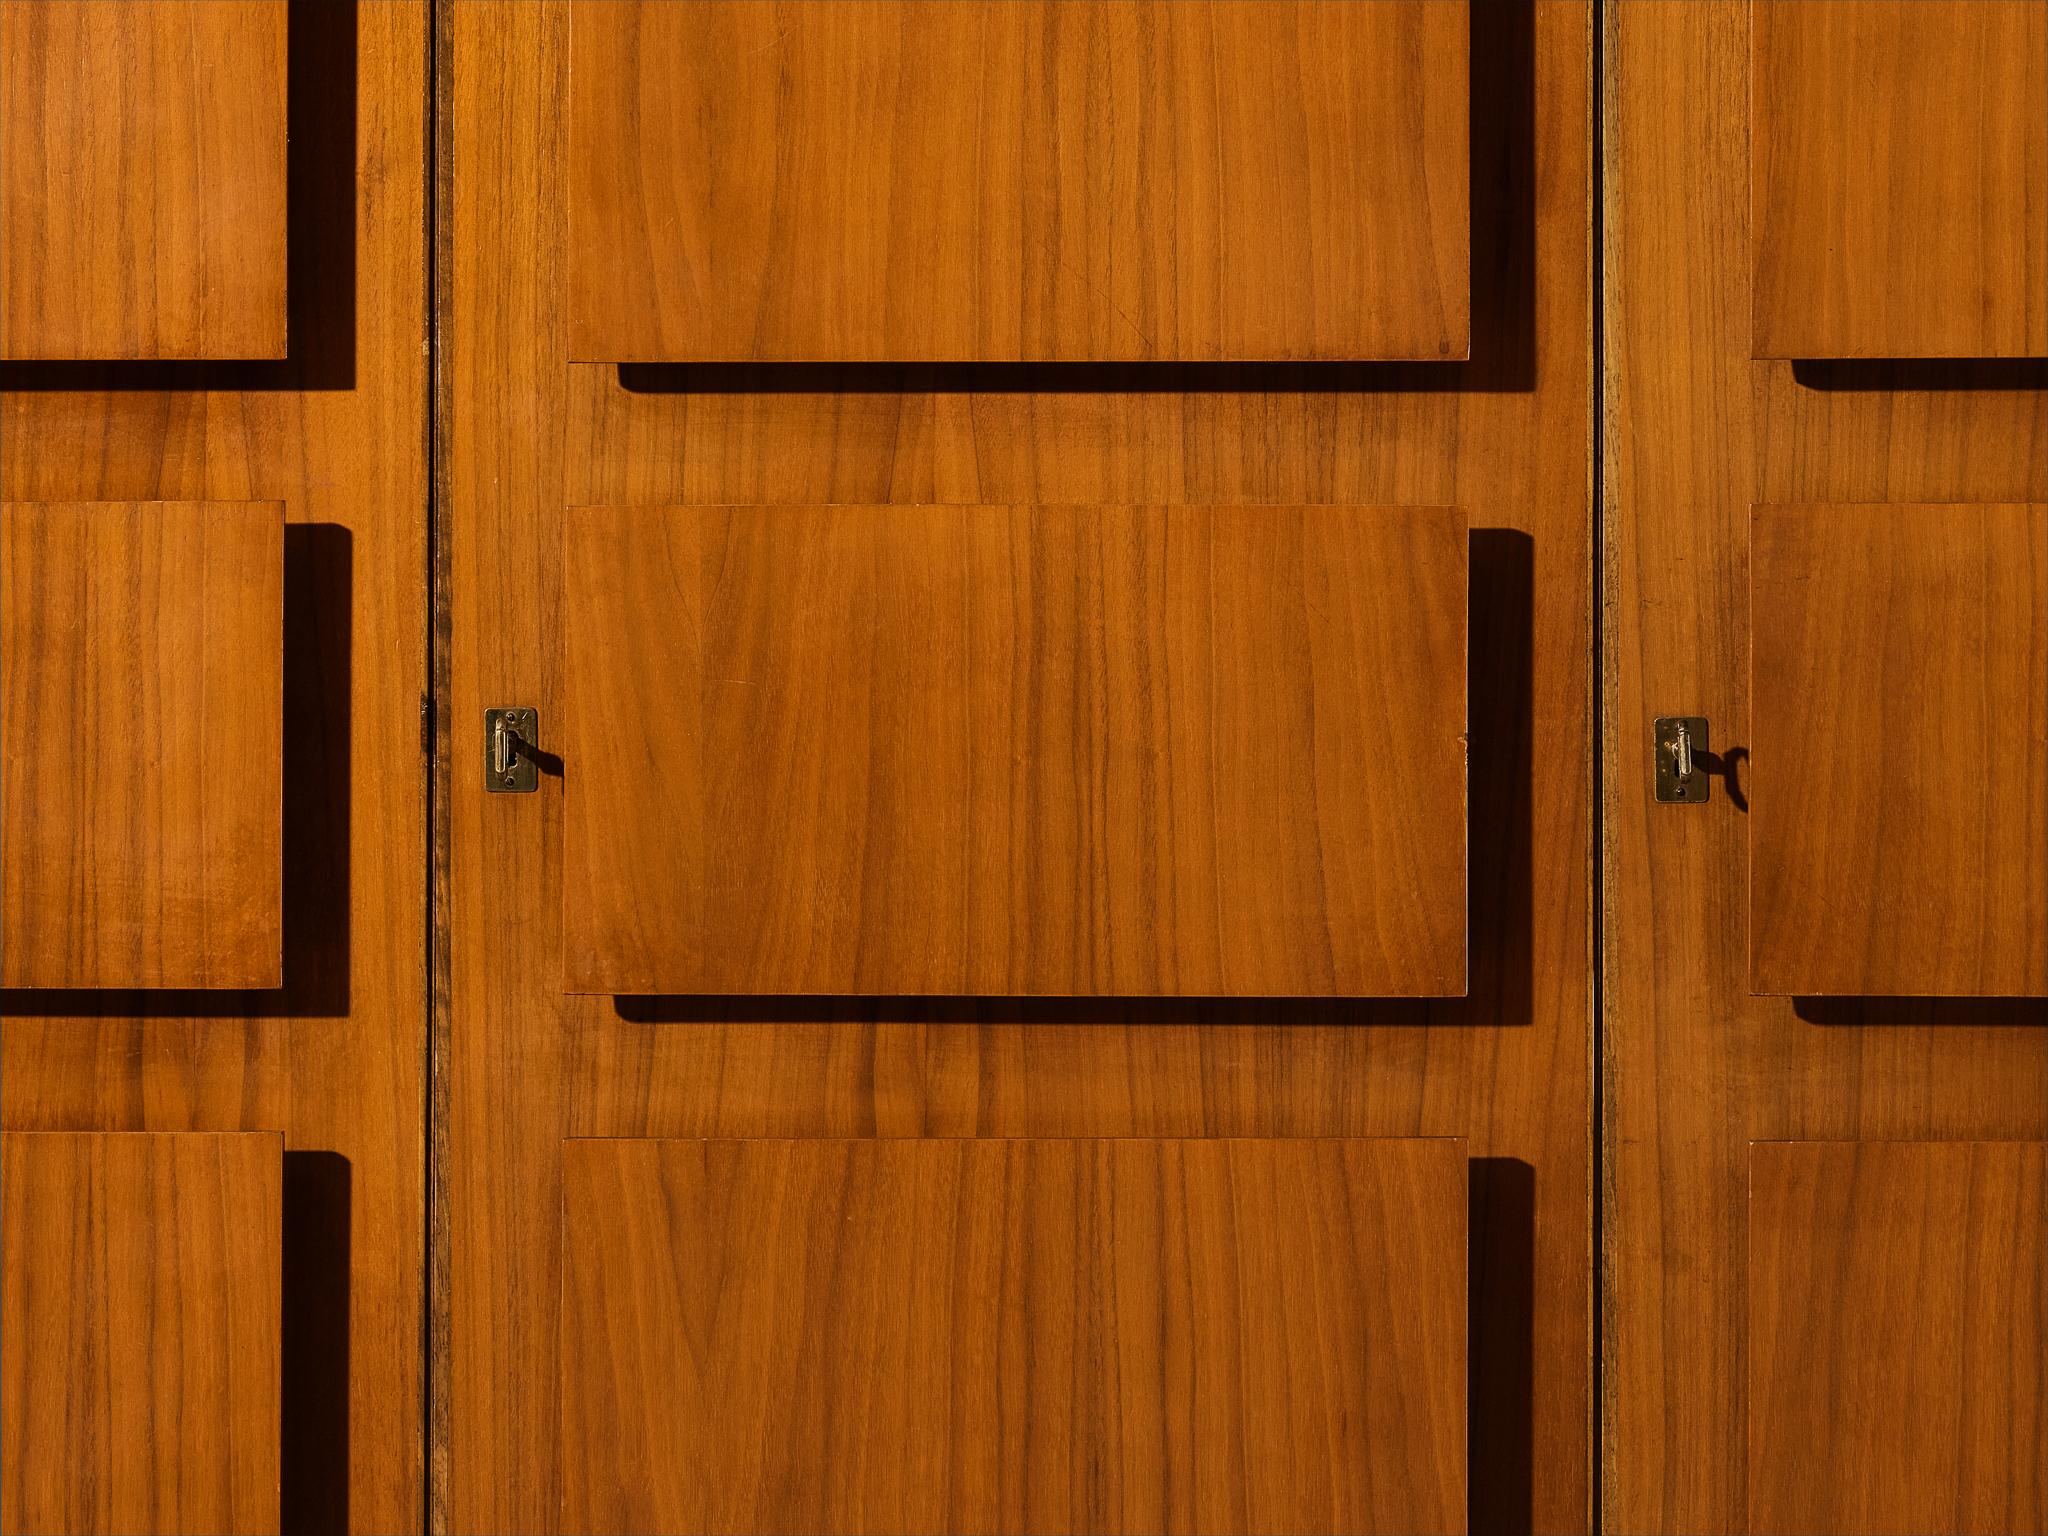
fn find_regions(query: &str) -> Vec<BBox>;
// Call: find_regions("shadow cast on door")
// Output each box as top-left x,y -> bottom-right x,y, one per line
283,1150 -> 351,1535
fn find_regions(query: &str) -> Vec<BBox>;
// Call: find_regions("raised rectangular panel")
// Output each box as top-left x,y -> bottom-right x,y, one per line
1,1132 -> 282,1535
0,1 -> 288,360
559,1136 -> 1468,1536
568,0 -> 1470,362
1750,0 -> 2048,359
1,502 -> 285,988
1749,504 -> 2048,996
563,504 -> 1468,996
1748,1141 -> 2048,1535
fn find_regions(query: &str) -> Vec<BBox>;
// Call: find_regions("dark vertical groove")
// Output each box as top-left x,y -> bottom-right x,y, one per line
1590,4 -> 1608,1532
424,0 -> 449,1529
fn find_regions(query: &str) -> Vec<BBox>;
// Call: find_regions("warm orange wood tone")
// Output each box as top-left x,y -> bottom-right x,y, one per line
0,0 -> 288,360
1749,503 -> 2048,997
1,1131 -> 282,1535
2,2 -> 428,1524
1,500 -> 283,989
1748,1141 -> 2048,1535
559,1136 -> 1467,1536
568,0 -> 1470,363
446,3 -> 1589,1529
564,503 -> 1467,997
1605,6 -> 2048,1529
1750,0 -> 2048,360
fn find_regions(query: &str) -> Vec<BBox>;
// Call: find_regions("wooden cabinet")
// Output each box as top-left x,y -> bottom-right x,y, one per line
0,0 -> 288,361
563,503 -> 1467,997
1748,1141 -> 2047,1534
1750,0 -> 2048,360
1,501 -> 284,990
1749,503 -> 2048,997
447,1 -> 1594,1526
559,1136 -> 1467,1536
568,0 -> 1470,362
1606,5 -> 2048,1530
1,1131 -> 282,1535
21,2 -> 2048,1527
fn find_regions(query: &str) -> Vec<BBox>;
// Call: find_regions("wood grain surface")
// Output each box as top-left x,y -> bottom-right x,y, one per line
1750,503 -> 2048,997
445,2 -> 1589,1529
2,500 -> 284,989
1750,0 -> 2048,360
1,1130 -> 282,1535
0,0 -> 288,360
559,1136 -> 1467,1536
1748,1141 -> 2048,1535
563,503 -> 1467,997
1,2 -> 429,1524
1604,6 -> 2048,1528
568,0 -> 1470,363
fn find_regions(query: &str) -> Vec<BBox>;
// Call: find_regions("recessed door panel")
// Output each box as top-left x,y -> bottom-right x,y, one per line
559,1136 -> 1468,1536
0,0 -> 288,360
1,501 -> 285,989
1748,1141 -> 2048,1535
1750,0 -> 2048,359
1,1131 -> 282,1536
563,503 -> 1468,996
568,0 -> 1470,362
1749,503 -> 2048,997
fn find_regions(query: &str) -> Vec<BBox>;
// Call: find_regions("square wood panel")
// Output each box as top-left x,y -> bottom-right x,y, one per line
0,0 -> 288,360
1,501 -> 284,988
1749,504 -> 2048,996
563,504 -> 1468,996
1749,1141 -> 2048,1535
1,1132 -> 282,1535
568,0 -> 1469,362
560,1137 -> 1467,1536
1751,0 -> 2048,359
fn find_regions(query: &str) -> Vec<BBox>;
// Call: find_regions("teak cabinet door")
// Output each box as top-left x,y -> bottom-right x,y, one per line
563,503 -> 1468,997
446,2 -> 1594,1529
0,0 -> 289,361
1,501 -> 285,990
568,0 -> 1470,362
1,0 -> 430,1526
1750,0 -> 2048,360
1607,6 -> 2048,1532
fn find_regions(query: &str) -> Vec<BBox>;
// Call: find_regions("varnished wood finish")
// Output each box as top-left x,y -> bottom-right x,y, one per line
564,503 -> 1467,997
559,1136 -> 1467,1536
1,1131 -> 282,1535
446,3 -> 1590,1528
1605,7 -> 2048,1529
0,0 -> 288,361
2,500 -> 284,989
1750,0 -> 2048,360
568,0 -> 1470,363
1,3 -> 429,1524
1748,1141 -> 2048,1535
1749,503 -> 2048,997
